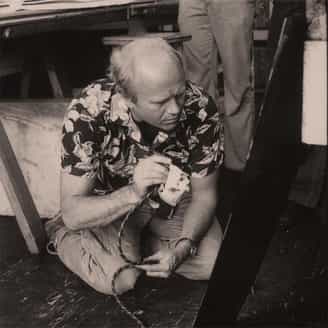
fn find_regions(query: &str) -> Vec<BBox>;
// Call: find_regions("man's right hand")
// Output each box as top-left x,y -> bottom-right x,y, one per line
133,154 -> 171,198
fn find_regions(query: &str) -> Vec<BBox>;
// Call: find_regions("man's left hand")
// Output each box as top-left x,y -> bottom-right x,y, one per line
136,246 -> 189,278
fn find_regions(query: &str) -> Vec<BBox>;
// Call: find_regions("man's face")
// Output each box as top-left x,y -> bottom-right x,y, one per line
130,58 -> 186,132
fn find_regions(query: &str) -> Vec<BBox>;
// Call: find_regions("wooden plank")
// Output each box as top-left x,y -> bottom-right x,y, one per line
0,100 -> 69,217
44,57 -> 64,98
0,53 -> 24,77
102,32 -> 191,46
0,6 -> 128,39
20,71 -> 32,99
301,0 -> 327,146
0,1 -> 153,21
0,2 -> 271,42
0,118 -> 46,254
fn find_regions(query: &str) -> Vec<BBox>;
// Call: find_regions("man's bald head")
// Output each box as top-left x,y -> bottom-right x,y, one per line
110,38 -> 185,101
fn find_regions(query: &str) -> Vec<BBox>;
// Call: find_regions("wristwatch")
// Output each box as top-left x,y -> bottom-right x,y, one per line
174,237 -> 198,257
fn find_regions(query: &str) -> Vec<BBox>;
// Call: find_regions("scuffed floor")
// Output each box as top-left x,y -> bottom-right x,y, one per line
1,204 -> 328,328
0,217 -> 206,328
0,251 -> 205,328
238,217 -> 328,325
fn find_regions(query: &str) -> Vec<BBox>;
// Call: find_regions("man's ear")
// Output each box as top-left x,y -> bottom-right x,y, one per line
124,96 -> 140,122
114,90 -> 133,111
116,86 -> 135,109
125,97 -> 136,110
123,95 -> 137,113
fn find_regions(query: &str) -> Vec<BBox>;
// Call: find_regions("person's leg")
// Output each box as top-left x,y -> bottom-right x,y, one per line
175,218 -> 223,280
208,0 -> 255,171
57,226 -> 139,295
147,193 -> 223,280
178,0 -> 219,104
148,218 -> 222,280
47,207 -> 152,295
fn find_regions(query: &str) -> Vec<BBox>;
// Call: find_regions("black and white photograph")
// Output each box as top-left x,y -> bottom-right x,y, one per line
0,1 -> 327,327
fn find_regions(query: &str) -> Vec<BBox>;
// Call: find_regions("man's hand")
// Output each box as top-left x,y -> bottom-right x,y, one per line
133,154 -> 171,198
136,243 -> 191,278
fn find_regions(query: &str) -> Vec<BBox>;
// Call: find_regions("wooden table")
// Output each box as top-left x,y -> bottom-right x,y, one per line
0,1 -> 180,39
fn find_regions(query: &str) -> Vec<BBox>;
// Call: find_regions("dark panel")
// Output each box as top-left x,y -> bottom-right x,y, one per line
195,12 -> 307,326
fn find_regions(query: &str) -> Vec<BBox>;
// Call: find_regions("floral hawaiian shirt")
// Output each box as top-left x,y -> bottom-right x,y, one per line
61,78 -> 224,196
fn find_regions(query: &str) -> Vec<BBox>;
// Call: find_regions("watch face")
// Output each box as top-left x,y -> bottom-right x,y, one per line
190,245 -> 198,257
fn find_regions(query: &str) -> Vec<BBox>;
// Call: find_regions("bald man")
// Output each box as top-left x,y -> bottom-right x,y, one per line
46,38 -> 224,295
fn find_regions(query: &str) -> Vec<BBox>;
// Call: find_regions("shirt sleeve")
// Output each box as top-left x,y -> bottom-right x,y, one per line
61,97 -> 104,177
188,95 -> 224,178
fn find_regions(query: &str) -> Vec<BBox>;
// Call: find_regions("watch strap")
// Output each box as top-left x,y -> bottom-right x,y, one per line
174,237 -> 198,257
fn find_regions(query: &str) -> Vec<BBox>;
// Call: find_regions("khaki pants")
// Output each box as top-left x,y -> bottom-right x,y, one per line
47,194 -> 222,295
178,0 -> 255,170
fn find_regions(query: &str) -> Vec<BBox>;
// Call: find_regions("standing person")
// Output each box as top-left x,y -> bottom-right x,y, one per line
178,0 -> 255,173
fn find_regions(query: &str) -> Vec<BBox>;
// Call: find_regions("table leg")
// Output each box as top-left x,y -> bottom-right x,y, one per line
0,119 -> 46,254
